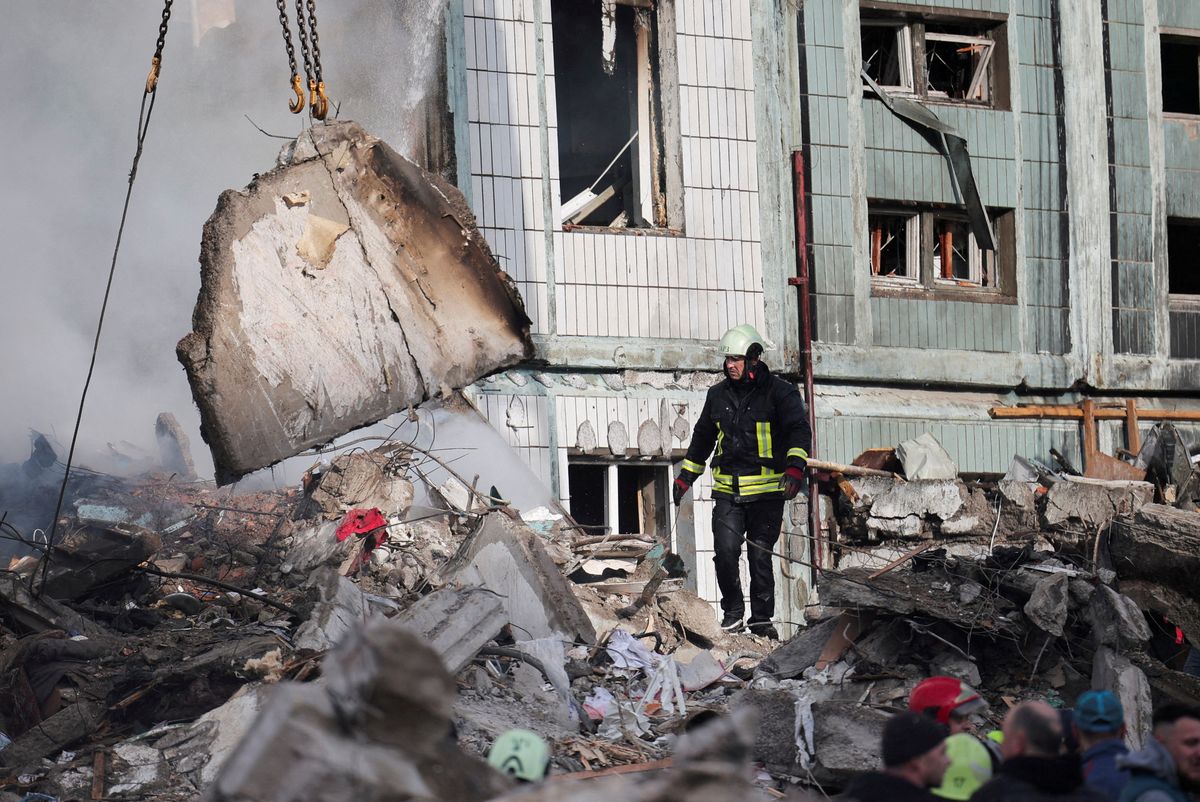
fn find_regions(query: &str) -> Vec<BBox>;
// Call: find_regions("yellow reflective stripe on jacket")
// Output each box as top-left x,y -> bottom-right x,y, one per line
756,422 -> 772,459
711,468 -> 784,495
715,424 -> 724,457
787,447 -> 809,461
681,459 -> 705,474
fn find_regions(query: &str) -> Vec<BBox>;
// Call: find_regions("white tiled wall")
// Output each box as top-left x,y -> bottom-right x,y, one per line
463,0 -> 767,341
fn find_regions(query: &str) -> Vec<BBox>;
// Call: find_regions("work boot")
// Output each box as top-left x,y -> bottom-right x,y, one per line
720,613 -> 744,632
748,621 -> 779,640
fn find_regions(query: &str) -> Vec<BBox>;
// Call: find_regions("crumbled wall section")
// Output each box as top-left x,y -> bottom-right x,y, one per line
178,121 -> 533,483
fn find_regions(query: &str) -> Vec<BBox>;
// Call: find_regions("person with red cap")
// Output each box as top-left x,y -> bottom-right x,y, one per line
910,676 -> 991,734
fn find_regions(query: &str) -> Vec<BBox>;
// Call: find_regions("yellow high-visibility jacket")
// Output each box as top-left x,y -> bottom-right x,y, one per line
678,363 -> 811,499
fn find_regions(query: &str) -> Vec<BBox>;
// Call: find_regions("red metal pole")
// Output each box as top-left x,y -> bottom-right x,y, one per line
789,151 -> 821,573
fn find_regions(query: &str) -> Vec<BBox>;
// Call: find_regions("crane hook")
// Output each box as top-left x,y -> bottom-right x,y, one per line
288,74 -> 305,113
311,81 -> 329,120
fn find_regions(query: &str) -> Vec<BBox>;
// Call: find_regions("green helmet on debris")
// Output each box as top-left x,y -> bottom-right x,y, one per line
487,729 -> 550,782
718,324 -> 768,359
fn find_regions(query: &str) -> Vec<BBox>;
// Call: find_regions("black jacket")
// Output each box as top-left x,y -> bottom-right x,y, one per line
679,362 -> 811,499
839,771 -> 943,802
971,755 -> 1110,802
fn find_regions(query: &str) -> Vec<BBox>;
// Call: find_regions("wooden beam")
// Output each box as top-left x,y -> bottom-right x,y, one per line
1126,400 -> 1141,454
868,543 -> 934,580
808,458 -> 901,479
990,405 -> 1200,422
551,759 -> 673,781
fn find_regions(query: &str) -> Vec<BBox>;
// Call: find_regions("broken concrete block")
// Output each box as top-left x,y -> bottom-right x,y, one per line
155,412 -> 197,479
281,522 -> 354,575
443,512 -> 595,644
303,447 -> 414,519
1042,476 -> 1154,531
755,616 -> 841,680
809,701 -> 889,788
1093,646 -> 1151,749
396,587 -> 507,674
293,568 -> 365,652
38,521 -> 161,602
0,701 -> 102,770
1024,573 -> 1069,637
838,477 -> 996,540
1088,584 -> 1151,649
177,121 -> 533,483
819,567 -> 1021,636
896,432 -> 958,480
206,617 -> 513,802
1111,504 -> 1200,599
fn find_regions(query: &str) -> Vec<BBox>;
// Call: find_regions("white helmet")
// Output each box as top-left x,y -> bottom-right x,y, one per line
718,324 -> 768,358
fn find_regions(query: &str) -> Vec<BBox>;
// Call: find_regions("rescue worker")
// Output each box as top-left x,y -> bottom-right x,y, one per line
910,676 -> 992,735
910,676 -> 999,799
672,324 -> 811,639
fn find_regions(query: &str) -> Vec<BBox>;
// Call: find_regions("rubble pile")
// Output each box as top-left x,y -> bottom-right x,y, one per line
0,415 -> 1197,801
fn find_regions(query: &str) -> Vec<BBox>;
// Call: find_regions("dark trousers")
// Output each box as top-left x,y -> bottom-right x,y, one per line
712,494 -> 784,624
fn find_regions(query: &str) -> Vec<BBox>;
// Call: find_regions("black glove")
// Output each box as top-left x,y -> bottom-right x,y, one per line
672,476 -> 692,506
781,466 -> 806,500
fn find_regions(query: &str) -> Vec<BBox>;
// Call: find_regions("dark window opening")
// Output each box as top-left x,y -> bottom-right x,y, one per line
552,0 -> 670,229
869,213 -> 915,278
567,463 -> 607,531
861,23 -> 912,89
568,460 -> 670,537
1162,38 -> 1200,115
1168,220 -> 1200,295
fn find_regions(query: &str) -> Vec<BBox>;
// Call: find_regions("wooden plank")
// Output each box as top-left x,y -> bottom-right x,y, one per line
551,758 -> 673,781
991,405 -> 1200,421
867,543 -> 933,580
1126,400 -> 1141,454
808,458 -> 901,479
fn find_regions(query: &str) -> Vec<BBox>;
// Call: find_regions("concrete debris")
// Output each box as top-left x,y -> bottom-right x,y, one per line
1023,572 -> 1069,637
155,412 -> 197,480
4,401 -> 1200,802
896,432 -> 958,481
177,121 -> 533,483
442,512 -> 596,644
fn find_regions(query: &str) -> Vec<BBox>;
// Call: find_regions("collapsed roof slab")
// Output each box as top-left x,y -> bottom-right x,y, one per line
177,121 -> 533,484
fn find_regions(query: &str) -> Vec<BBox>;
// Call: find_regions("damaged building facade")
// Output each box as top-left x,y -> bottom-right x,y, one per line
424,0 -> 1200,629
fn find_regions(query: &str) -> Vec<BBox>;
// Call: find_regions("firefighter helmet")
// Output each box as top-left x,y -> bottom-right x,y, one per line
909,676 -> 989,725
718,324 -> 769,359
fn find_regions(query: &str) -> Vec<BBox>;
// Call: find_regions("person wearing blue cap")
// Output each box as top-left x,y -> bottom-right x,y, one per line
1074,690 -> 1131,801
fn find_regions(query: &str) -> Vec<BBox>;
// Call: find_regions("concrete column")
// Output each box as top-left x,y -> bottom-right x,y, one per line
1059,0 -> 1112,383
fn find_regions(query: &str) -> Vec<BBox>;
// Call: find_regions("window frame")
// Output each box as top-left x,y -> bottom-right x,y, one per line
1160,30 -> 1200,119
552,0 -> 684,234
868,201 -> 1015,303
861,20 -> 915,93
859,2 -> 1009,110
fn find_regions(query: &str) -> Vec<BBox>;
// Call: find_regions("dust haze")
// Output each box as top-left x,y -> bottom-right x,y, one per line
0,0 -> 450,479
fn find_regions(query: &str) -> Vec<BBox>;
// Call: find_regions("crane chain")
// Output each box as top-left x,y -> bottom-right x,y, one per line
305,0 -> 328,119
276,0 -> 304,112
145,0 -> 174,93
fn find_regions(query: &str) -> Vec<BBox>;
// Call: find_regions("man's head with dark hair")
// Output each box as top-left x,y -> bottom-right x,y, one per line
1001,700 -> 1064,760
1152,704 -> 1200,788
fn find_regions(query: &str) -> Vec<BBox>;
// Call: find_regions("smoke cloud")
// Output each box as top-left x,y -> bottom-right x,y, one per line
0,0 -> 451,479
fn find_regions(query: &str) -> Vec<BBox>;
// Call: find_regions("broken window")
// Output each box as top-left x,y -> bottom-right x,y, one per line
870,203 -> 1006,293
860,9 -> 1005,107
567,459 -> 670,537
868,211 -> 917,279
1162,36 -> 1200,116
924,25 -> 993,102
861,21 -> 914,91
552,0 -> 678,229
1168,220 -> 1200,296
